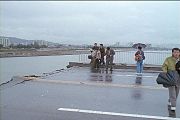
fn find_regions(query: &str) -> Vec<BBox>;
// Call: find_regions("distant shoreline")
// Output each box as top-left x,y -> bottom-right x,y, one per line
0,48 -> 170,58
0,49 -> 90,58
0,48 -> 130,58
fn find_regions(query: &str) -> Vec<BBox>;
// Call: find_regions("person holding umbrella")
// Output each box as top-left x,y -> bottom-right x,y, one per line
135,46 -> 145,75
162,48 -> 180,111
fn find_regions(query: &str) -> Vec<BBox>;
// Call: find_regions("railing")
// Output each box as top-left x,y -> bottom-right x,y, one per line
78,50 -> 171,65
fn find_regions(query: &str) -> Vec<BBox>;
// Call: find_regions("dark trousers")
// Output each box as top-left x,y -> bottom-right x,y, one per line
100,57 -> 105,65
168,86 -> 180,107
106,57 -> 113,70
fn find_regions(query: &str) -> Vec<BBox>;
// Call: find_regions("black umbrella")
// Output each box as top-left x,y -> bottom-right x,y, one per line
132,43 -> 147,48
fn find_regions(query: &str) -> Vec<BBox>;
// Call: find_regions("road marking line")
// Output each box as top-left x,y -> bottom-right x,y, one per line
57,108 -> 179,120
115,74 -> 157,78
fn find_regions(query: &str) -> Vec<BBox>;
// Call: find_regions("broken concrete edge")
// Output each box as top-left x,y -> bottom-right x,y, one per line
10,76 -> 39,82
0,76 -> 39,87
0,68 -> 70,86
68,62 -> 162,71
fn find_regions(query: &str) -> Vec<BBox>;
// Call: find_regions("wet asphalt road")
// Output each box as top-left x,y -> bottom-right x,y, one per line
0,67 -> 180,120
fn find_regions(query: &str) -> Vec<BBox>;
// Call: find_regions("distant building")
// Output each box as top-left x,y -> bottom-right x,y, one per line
33,40 -> 48,46
0,37 -> 10,47
114,42 -> 120,47
127,42 -> 134,47
113,42 -> 129,47
146,44 -> 152,48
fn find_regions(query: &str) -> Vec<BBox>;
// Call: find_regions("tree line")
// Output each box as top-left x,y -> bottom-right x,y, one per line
0,43 -> 48,49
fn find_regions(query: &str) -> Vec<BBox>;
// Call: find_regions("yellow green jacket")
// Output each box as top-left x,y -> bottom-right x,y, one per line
162,56 -> 177,72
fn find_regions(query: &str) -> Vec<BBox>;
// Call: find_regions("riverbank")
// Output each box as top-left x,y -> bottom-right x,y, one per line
0,48 -> 89,58
0,48 -> 135,58
0,47 -> 171,58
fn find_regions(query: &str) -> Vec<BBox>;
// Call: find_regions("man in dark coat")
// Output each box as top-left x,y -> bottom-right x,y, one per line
105,47 -> 115,71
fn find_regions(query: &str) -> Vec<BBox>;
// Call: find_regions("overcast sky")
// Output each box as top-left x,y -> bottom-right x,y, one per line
0,1 -> 180,45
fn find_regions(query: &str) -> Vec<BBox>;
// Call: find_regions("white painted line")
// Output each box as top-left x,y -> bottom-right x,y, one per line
115,74 -> 157,78
57,108 -> 179,120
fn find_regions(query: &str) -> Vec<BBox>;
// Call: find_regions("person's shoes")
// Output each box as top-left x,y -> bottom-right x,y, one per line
171,107 -> 176,111
168,109 -> 176,118
136,73 -> 142,76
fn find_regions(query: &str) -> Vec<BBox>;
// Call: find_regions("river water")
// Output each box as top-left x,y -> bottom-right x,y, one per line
0,55 -> 80,84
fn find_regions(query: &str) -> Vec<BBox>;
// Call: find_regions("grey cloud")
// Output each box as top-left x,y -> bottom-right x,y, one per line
0,1 -> 180,45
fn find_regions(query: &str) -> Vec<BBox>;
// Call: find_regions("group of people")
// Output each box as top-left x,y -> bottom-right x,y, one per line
89,43 -> 146,73
89,43 -> 115,71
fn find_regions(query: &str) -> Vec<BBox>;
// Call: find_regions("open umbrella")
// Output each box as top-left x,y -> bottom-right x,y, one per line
132,43 -> 147,48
